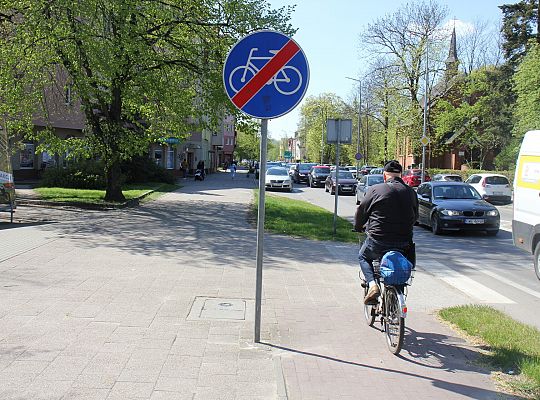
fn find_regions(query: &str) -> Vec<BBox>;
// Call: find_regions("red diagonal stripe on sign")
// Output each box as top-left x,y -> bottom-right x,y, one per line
232,39 -> 300,110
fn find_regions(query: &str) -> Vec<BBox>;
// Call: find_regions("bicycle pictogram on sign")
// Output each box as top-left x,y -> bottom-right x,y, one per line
223,30 -> 309,119
228,48 -> 303,95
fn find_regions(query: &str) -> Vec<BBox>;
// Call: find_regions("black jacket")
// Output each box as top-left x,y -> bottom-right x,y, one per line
354,177 -> 418,243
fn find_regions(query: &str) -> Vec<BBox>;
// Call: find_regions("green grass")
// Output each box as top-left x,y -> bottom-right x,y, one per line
35,183 -> 180,204
439,305 -> 540,397
252,191 -> 362,243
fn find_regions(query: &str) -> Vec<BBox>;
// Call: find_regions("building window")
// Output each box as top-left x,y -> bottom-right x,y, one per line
166,146 -> 174,169
154,149 -> 163,166
65,84 -> 72,105
20,143 -> 35,169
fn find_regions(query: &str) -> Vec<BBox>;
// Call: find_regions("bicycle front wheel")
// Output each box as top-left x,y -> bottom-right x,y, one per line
383,286 -> 405,355
363,285 -> 376,326
274,66 -> 302,95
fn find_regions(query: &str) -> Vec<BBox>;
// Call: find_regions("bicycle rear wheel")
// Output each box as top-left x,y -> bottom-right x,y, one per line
383,286 -> 405,355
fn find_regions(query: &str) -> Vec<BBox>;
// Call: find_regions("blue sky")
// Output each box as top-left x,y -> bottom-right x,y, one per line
264,0 -> 516,139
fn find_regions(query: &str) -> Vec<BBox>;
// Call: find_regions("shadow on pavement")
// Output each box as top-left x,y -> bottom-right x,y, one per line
263,341 -> 524,400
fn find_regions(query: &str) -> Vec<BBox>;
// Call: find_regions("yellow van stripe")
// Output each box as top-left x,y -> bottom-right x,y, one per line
516,155 -> 540,190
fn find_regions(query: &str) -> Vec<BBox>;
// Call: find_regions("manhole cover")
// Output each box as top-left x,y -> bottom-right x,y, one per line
187,297 -> 254,321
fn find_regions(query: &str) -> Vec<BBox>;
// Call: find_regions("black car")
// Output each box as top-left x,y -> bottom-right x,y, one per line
308,166 -> 331,188
293,162 -> 318,184
324,169 -> 357,195
416,182 -> 500,236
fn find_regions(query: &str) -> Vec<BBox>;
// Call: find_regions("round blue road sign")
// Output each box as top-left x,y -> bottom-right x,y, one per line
223,30 -> 309,119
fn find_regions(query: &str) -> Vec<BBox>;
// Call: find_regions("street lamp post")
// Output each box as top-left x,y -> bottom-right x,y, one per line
346,76 -> 362,174
421,39 -> 429,183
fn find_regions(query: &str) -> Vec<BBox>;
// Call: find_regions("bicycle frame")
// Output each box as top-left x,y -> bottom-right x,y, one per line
241,48 -> 290,83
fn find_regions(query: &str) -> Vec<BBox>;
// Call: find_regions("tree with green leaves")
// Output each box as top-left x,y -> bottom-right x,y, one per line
296,94 -> 349,164
433,66 -> 514,169
0,0 -> 294,200
234,120 -> 260,162
500,0 -> 539,66
513,42 -> 540,138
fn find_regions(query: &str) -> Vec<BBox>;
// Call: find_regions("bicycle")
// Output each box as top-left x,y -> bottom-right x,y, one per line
228,47 -> 302,95
360,250 -> 414,355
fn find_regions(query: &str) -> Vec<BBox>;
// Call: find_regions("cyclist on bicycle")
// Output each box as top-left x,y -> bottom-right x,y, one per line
354,160 -> 418,304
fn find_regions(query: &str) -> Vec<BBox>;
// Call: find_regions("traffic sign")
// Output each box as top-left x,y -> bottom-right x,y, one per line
223,30 -> 309,119
326,119 -> 352,144
420,136 -> 430,146
284,150 -> 292,158
355,152 -> 363,161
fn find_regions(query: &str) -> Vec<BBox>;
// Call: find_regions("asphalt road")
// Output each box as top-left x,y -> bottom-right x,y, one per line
270,181 -> 540,329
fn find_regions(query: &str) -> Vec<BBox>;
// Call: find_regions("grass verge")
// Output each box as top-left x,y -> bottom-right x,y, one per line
252,190 -> 362,243
439,305 -> 540,398
35,183 -> 180,204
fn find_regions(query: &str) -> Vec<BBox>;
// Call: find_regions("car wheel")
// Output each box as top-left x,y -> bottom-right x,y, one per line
534,241 -> 540,281
431,215 -> 442,235
486,230 -> 498,236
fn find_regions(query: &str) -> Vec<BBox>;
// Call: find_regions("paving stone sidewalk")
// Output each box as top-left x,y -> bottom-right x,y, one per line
0,171 -> 517,399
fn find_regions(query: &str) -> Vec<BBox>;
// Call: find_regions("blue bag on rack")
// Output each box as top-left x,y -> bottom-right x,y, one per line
380,251 -> 413,285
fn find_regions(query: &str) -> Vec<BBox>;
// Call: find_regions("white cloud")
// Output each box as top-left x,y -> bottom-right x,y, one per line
442,19 -> 475,36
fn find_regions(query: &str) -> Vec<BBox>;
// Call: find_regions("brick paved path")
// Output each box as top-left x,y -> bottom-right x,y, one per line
0,171 -> 517,399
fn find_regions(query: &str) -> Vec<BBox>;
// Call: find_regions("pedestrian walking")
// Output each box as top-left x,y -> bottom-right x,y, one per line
230,163 -> 236,179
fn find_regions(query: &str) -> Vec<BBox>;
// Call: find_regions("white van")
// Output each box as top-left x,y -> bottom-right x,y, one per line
512,130 -> 540,280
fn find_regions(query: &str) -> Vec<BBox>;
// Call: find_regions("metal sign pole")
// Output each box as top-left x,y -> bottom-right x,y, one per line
254,118 -> 268,343
333,120 -> 340,235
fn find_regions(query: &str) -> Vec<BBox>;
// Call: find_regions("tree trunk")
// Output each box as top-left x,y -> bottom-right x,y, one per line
105,161 -> 125,202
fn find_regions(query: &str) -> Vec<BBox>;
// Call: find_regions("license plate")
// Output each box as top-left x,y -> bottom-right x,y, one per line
493,191 -> 503,195
465,219 -> 484,224
342,187 -> 352,191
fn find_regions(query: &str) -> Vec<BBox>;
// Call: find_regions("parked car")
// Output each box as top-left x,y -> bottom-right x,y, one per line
416,181 -> 500,236
359,165 -> 377,175
432,173 -> 462,182
293,162 -> 318,184
369,167 -> 384,175
308,165 -> 331,188
402,168 -> 430,187
325,169 -> 357,195
265,167 -> 293,192
356,174 -> 384,205
512,130 -> 540,280
465,173 -> 512,204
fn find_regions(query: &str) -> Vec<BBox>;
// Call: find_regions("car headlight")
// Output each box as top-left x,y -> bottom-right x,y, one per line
440,209 -> 461,216
486,209 -> 498,216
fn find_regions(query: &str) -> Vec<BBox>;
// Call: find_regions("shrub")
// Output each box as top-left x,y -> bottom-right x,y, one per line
41,160 -> 106,189
121,156 -> 176,184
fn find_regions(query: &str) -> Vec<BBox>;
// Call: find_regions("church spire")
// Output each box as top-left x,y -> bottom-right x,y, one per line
445,25 -> 459,78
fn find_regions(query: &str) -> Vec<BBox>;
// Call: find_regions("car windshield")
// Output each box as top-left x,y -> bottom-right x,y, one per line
368,176 -> 384,185
313,167 -> 330,174
299,163 -> 317,172
432,185 -> 481,200
333,171 -> 354,179
267,168 -> 288,176
486,176 -> 509,185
